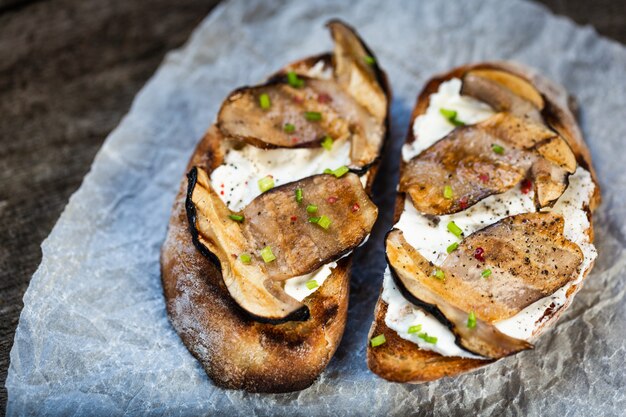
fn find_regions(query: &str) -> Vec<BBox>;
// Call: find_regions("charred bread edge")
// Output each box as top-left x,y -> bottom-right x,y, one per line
366,61 -> 599,384
162,47 -> 391,393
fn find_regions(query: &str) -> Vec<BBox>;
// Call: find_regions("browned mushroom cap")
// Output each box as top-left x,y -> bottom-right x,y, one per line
386,230 -> 533,359
401,113 -> 576,214
242,171 -> 377,280
401,125 -> 528,215
461,69 -> 544,124
186,167 -> 307,323
327,20 -> 387,123
441,212 -> 583,323
217,78 -> 352,149
187,167 -> 377,322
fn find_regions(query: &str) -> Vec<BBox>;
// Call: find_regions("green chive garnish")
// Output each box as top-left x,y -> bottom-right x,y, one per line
433,269 -> 445,280
370,334 -> 386,347
304,111 -> 322,121
324,166 -> 349,178
443,185 -> 453,199
481,269 -> 492,278
305,280 -> 319,290
446,242 -> 459,253
316,215 -> 331,230
228,214 -> 244,222
492,144 -> 505,154
363,55 -> 376,65
259,93 -> 271,110
308,216 -> 321,224
306,204 -> 318,214
408,324 -> 423,334
295,188 -> 303,203
258,175 -> 275,193
239,253 -> 252,264
440,108 -> 465,126
467,311 -> 477,329
287,71 -> 304,88
447,221 -> 463,238
260,246 -> 276,263
418,332 -> 438,344
321,135 -> 334,151
283,123 -> 296,133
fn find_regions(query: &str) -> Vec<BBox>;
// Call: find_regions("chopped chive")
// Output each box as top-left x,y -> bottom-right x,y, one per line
304,111 -> 322,121
443,185 -> 453,199
481,269 -> 492,278
324,165 -> 350,178
305,280 -> 319,290
492,144 -> 505,154
239,253 -> 252,264
446,242 -> 459,253
306,204 -> 318,214
447,221 -> 463,238
258,93 -> 271,110
308,216 -> 321,224
283,123 -> 296,133
316,215 -> 331,230
228,214 -> 244,222
418,332 -> 438,344
260,246 -> 276,263
286,71 -> 304,88
440,108 -> 465,126
467,311 -> 477,329
370,334 -> 386,347
295,188 -> 303,203
321,135 -> 334,151
258,175 -> 275,193
408,324 -> 423,334
363,55 -> 376,65
433,269 -> 445,280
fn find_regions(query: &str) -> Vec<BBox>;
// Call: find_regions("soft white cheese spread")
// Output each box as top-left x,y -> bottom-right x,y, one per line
383,78 -> 597,357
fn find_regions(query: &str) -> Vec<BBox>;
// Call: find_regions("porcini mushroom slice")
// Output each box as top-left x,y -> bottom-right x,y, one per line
401,120 -> 573,214
386,230 -> 533,359
186,167 -> 308,323
217,79 -> 351,149
187,167 -> 377,322
242,172 -> 378,280
400,126 -> 530,215
441,212 -> 583,323
217,77 -> 385,168
461,70 -> 543,124
327,20 -> 387,123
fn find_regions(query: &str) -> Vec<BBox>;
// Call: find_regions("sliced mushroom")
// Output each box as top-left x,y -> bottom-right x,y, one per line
186,167 -> 307,323
386,229 -> 533,359
187,167 -> 377,322
242,172 -> 378,280
440,212 -> 583,322
461,70 -> 544,124
327,20 -> 387,123
217,78 -> 352,149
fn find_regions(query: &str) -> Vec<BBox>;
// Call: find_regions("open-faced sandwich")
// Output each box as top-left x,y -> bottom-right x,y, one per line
161,20 -> 390,393
367,63 -> 600,383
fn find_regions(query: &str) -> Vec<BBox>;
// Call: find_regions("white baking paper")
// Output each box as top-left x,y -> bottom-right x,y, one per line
6,0 -> 626,415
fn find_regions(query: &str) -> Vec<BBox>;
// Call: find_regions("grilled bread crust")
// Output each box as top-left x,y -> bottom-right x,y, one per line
367,62 -> 599,383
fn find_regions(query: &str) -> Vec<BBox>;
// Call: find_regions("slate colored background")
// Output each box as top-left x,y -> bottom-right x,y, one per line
0,0 -> 624,413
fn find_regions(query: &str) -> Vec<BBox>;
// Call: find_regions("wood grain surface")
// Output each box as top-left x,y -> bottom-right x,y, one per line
0,0 -> 624,412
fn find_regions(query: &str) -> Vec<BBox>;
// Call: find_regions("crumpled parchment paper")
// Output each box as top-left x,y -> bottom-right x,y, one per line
6,0 -> 626,415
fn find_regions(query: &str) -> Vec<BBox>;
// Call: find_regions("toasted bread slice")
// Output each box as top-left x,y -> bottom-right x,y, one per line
367,62 -> 599,383
161,22 -> 390,393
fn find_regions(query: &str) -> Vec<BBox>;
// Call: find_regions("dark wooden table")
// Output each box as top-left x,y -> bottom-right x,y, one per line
1,0 -> 624,412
